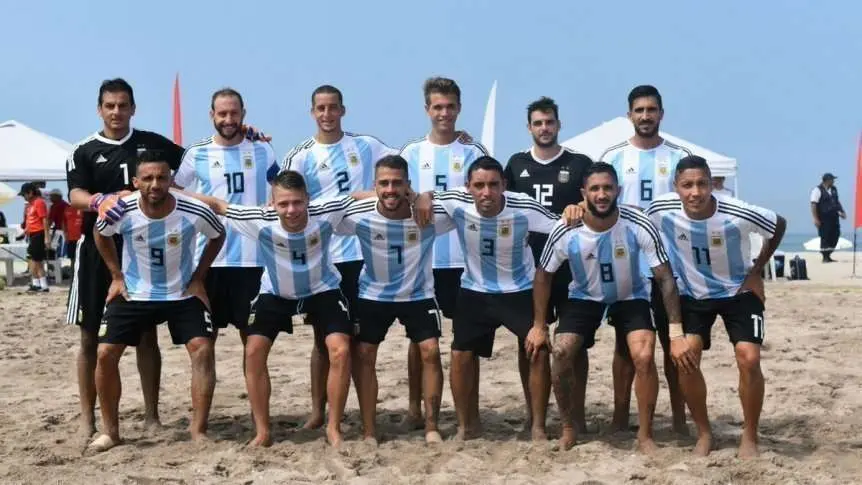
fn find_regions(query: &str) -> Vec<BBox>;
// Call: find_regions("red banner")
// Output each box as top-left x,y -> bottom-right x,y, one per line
172,74 -> 183,146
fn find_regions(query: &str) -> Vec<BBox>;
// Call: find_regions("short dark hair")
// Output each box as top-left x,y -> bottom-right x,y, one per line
98,78 -> 135,106
375,155 -> 409,179
311,85 -> 343,107
527,96 -> 559,123
583,162 -> 619,185
423,77 -> 461,105
627,84 -> 662,111
674,155 -> 711,179
273,170 -> 308,192
467,156 -> 504,182
211,87 -> 244,110
135,150 -> 170,173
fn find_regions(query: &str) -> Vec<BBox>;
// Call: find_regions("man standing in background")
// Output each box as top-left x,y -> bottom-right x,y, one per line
20,183 -> 50,292
810,173 -> 845,262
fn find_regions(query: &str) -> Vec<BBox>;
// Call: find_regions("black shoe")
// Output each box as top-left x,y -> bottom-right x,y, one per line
26,285 -> 41,292
40,287 -> 49,292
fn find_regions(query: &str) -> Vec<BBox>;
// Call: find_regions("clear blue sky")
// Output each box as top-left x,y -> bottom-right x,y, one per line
1,0 -> 860,234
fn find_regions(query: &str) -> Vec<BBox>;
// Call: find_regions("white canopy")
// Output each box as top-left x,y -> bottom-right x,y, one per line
561,117 -> 738,177
0,120 -> 71,181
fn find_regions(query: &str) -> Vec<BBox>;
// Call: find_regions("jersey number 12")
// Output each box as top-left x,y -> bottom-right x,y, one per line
532,184 -> 553,207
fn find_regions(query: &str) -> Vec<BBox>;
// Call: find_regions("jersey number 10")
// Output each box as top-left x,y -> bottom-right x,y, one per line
224,172 -> 246,194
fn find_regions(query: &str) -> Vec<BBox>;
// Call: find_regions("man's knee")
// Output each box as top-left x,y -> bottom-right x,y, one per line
80,329 -> 99,355
356,343 -> 378,365
187,337 -> 215,364
245,338 -> 270,363
418,339 -> 441,365
551,340 -> 576,368
326,337 -> 351,367
96,344 -> 123,367
735,344 -> 761,373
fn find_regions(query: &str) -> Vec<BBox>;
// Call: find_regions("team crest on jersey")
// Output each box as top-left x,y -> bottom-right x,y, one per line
243,153 -> 254,169
309,233 -> 320,247
558,170 -> 570,183
710,232 -> 723,247
406,230 -> 419,244
614,244 -> 627,259
499,223 -> 512,237
657,155 -> 670,176
348,152 -> 360,167
451,155 -> 464,172
167,232 -> 181,247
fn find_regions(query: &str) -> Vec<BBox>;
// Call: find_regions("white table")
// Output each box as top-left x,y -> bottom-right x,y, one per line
0,243 -> 28,286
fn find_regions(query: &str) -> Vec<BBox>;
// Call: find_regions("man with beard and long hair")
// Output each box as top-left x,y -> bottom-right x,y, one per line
173,88 -> 278,363
503,96 -> 592,433
598,85 -> 692,435
533,162 -> 682,452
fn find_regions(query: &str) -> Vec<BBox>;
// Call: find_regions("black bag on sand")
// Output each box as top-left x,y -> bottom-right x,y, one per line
788,256 -> 809,280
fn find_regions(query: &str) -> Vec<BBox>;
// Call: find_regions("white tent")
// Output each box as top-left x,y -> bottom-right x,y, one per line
561,117 -> 738,179
0,120 -> 71,181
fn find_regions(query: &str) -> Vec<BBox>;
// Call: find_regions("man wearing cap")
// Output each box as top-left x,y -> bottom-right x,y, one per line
19,183 -> 50,291
810,173 -> 845,263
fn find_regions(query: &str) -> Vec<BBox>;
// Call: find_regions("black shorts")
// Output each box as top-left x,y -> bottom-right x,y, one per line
451,288 -> 532,358
560,298 -> 654,350
100,297 -> 213,346
65,240 -> 79,262
433,268 -> 463,319
248,290 -> 352,344
681,292 -> 765,350
67,235 -> 120,332
356,298 -> 442,345
205,267 -> 263,329
27,232 -> 46,262
335,261 -> 363,323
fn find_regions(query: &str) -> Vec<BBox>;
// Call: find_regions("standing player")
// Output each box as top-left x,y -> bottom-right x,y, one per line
414,156 -> 567,441
281,84 -> 397,430
400,77 -> 488,427
504,96 -> 593,432
19,183 -> 50,292
598,85 -> 692,434
341,155 -> 453,444
533,163 -> 682,452
183,171 -> 356,448
90,151 -> 225,451
647,156 -> 786,459
173,88 -> 278,359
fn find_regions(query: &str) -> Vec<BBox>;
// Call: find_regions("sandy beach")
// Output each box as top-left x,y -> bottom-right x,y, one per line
0,251 -> 860,484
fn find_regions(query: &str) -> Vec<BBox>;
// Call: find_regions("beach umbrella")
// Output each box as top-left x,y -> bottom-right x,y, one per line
803,237 -> 853,251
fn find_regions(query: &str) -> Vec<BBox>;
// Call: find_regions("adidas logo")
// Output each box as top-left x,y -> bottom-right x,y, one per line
276,242 -> 287,248
211,160 -> 222,168
135,234 -> 145,242
319,162 -> 329,170
678,233 -> 688,241
421,161 -> 432,170
626,167 -> 636,174
96,154 -> 108,164
585,253 -> 596,260
519,169 -> 530,177
374,233 -> 385,240
467,223 -> 478,231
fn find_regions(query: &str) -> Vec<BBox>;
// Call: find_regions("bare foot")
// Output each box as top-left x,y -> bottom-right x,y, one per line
557,426 -> 577,450
637,436 -> 659,455
302,413 -> 325,430
425,430 -> 443,444
738,435 -> 759,460
693,433 -> 713,456
531,426 -> 548,442
363,436 -> 379,447
326,426 -> 344,450
88,434 -> 119,452
403,411 -> 424,431
248,434 -> 272,447
78,419 -> 97,440
190,430 -> 210,442
143,417 -> 164,432
610,416 -> 629,433
453,425 -> 481,441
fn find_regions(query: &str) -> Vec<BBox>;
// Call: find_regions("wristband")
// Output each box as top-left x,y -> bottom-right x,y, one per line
88,193 -> 106,211
668,323 -> 684,339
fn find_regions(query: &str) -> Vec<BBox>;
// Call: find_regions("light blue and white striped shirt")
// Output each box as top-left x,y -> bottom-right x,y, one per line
281,132 -> 397,264
647,192 -> 778,300
174,137 -> 278,267
96,192 -> 224,302
435,190 -> 557,294
223,196 -> 354,300
401,136 -> 488,269
540,206 -> 668,304
599,139 -> 693,209
336,198 -> 454,302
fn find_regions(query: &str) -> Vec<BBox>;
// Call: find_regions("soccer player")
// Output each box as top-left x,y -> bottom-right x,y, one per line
400,77 -> 489,428
647,155 -> 786,459
533,162 -> 682,452
598,85 -> 693,434
19,183 -> 50,291
341,155 -> 453,444
504,96 -> 593,432
184,170 -> 355,449
414,156 -> 567,441
89,150 -> 225,452
281,85 -> 397,430
173,88 -> 278,359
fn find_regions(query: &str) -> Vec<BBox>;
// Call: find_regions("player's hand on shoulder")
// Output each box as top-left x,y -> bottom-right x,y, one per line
455,131 -> 473,144
242,124 -> 271,142
412,191 -> 434,227
563,203 -> 585,226
90,193 -> 128,225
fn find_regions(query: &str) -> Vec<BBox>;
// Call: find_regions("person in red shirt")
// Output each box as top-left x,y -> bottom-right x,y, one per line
48,189 -> 69,231
20,183 -> 50,291
63,202 -> 83,268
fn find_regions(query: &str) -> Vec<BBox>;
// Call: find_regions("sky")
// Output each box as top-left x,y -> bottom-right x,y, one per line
1,0 -> 860,236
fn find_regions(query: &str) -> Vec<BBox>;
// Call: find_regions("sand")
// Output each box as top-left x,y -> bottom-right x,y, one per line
0,251 -> 860,484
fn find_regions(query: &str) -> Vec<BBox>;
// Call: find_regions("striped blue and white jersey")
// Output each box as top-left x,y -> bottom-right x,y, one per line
599,139 -> 692,209
434,190 -> 557,294
223,196 -> 353,300
336,198 -> 455,302
174,137 -> 278,267
96,192 -> 224,302
400,136 -> 488,269
281,132 -> 397,264
647,192 -> 778,300
540,206 -> 668,304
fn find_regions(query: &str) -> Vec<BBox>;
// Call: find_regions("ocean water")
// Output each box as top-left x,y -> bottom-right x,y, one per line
779,232 -> 857,253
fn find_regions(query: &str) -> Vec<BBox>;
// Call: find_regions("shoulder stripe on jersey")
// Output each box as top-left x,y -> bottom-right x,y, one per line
598,140 -> 630,161
225,206 -> 279,221
344,200 -> 378,216
66,134 -> 98,171
464,141 -> 489,155
539,223 -> 578,268
308,197 -> 353,215
620,209 -> 668,262
177,199 -> 224,232
507,198 -> 559,219
344,131 -> 391,149
397,135 -> 427,152
717,205 -> 776,233
645,200 -> 682,216
435,191 -> 474,203
662,140 -> 693,155
186,136 -> 214,150
281,138 -> 315,171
